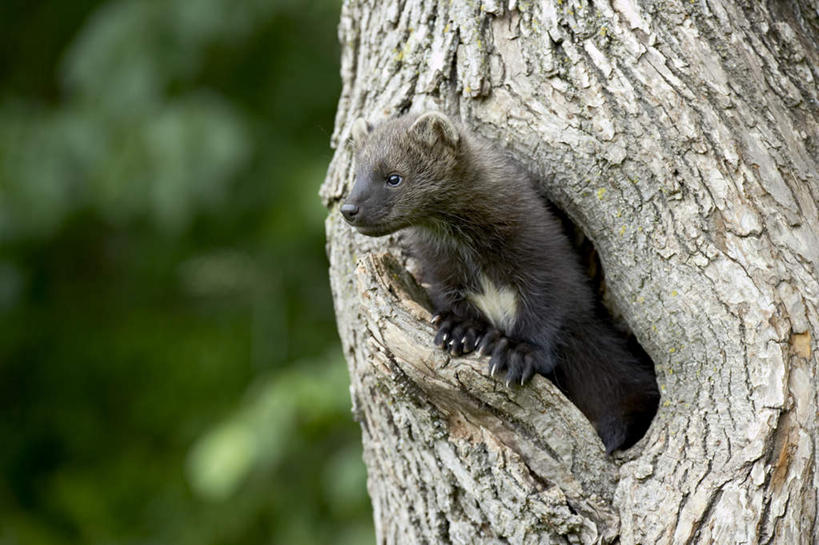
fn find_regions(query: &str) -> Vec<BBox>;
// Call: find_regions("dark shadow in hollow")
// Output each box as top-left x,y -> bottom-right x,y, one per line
550,203 -> 660,451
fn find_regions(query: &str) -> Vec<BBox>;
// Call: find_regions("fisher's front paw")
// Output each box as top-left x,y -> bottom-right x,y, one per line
431,313 -> 485,356
478,333 -> 556,387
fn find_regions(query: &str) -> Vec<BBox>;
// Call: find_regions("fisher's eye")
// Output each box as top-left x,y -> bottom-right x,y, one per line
385,173 -> 403,187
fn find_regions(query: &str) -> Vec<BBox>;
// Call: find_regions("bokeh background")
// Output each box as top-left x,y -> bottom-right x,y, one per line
0,0 -> 374,543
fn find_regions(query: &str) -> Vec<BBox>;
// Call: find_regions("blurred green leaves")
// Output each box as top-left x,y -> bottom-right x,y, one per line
187,353 -> 353,501
0,0 -> 370,544
0,95 -> 250,237
0,0 -> 266,239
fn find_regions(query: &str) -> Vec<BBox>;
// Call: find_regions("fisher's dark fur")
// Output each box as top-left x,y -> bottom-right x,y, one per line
341,112 -> 659,453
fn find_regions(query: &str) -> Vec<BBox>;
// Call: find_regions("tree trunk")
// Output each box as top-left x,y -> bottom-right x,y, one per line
320,1 -> 819,543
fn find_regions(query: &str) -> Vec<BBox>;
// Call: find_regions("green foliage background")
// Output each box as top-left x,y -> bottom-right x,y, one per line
0,1 -> 373,543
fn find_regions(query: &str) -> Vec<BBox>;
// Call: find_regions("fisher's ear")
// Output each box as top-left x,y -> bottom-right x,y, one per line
409,111 -> 460,149
351,118 -> 372,147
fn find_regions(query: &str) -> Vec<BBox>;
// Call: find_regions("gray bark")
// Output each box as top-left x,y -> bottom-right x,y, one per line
320,1 -> 819,543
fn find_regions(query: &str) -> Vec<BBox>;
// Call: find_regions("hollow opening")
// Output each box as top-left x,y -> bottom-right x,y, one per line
551,204 -> 660,451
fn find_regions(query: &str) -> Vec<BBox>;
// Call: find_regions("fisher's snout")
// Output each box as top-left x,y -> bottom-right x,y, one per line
340,203 -> 359,221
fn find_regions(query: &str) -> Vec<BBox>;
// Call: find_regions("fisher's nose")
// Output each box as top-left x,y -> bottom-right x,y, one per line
340,203 -> 359,221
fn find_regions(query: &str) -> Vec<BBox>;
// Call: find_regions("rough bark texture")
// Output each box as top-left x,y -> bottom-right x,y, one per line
320,1 -> 819,543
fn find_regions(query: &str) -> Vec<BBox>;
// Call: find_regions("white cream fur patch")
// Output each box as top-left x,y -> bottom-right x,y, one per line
467,274 -> 517,333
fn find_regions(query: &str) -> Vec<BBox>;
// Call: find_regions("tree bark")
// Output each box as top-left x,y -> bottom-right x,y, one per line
320,1 -> 819,543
